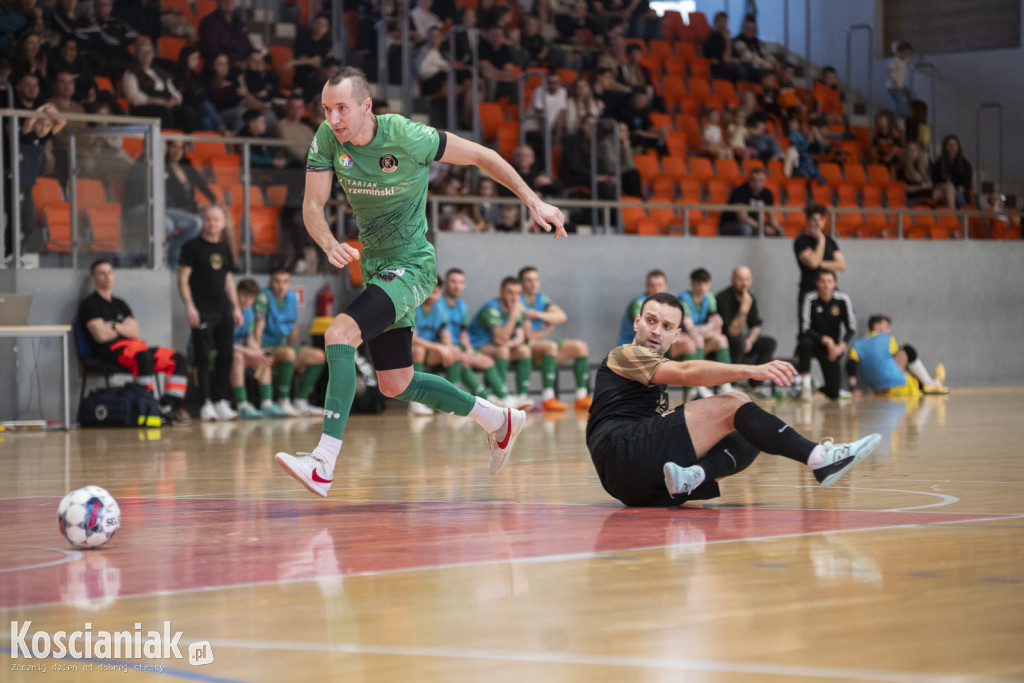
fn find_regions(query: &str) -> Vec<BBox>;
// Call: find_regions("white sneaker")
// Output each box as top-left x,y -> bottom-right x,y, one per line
485,407 -> 526,475
812,434 -> 882,487
294,398 -> 323,416
407,401 -> 433,416
200,400 -> 219,421
214,399 -> 237,421
278,398 -> 300,417
514,394 -> 536,411
837,389 -> 853,400
696,386 -> 714,399
718,383 -> 734,394
800,382 -> 814,401
663,462 -> 706,498
275,451 -> 335,497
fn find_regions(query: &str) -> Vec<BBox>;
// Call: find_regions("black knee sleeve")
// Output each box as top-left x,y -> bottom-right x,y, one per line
135,348 -> 155,376
698,432 -> 760,481
367,327 -> 413,371
902,344 -> 918,364
346,284 -> 399,344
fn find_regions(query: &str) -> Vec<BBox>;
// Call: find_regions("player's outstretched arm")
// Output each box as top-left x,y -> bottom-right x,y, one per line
440,132 -> 567,238
303,170 -> 361,269
652,358 -> 797,389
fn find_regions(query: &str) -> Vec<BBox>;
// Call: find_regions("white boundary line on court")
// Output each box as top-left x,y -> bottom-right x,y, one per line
0,547 -> 82,573
178,638 -> 1023,683
3,513 -> 1022,612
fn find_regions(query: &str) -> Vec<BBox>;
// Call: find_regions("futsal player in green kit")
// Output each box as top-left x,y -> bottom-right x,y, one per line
275,68 -> 567,496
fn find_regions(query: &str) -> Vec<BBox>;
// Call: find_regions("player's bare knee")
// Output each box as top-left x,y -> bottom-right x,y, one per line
377,374 -> 411,398
325,314 -> 362,347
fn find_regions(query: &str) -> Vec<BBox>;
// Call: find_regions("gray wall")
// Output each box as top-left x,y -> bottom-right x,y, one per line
3,234 -> 1023,421
435,232 -> 1024,387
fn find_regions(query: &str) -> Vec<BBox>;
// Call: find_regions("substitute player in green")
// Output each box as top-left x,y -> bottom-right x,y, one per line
276,68 -> 567,496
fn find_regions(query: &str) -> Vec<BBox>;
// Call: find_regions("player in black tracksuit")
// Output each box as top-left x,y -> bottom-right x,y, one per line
798,269 -> 857,400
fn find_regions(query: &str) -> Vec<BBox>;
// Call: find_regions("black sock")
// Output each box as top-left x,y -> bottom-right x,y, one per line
697,433 -> 760,481
733,401 -> 817,464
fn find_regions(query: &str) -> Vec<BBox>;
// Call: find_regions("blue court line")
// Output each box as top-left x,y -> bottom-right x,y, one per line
2,646 -> 250,683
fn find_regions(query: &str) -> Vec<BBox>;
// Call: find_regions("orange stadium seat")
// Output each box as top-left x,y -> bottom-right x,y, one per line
635,217 -> 661,235
688,157 -> 714,182
678,179 -> 702,203
867,163 -> 892,187
249,207 -> 281,254
688,58 -> 711,80
650,177 -> 676,200
844,163 -> 869,187
157,36 -> 186,62
43,203 -> 72,252
661,156 -> 687,181
86,204 -> 123,253
649,40 -> 673,61
620,197 -> 647,234
634,152 -> 660,184
715,158 -> 742,184
862,185 -> 883,207
32,177 -> 64,224
496,122 -> 519,159
784,178 -> 807,205
478,102 -> 505,142
836,183 -> 859,207
74,179 -> 109,210
688,11 -> 712,40
810,183 -> 833,206
818,162 -> 843,186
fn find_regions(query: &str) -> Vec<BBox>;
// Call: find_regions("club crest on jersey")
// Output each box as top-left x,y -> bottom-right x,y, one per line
379,154 -> 399,172
376,268 -> 406,282
831,304 -> 840,317
339,153 -> 354,168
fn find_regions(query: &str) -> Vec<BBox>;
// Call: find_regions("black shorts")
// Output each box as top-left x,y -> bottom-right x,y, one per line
589,409 -> 721,507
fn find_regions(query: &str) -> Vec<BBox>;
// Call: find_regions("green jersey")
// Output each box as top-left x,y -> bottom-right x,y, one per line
306,114 -> 445,255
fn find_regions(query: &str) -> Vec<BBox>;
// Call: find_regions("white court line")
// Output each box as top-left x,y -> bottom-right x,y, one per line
2,513 -> 1021,612
187,638 -> 1023,683
0,547 -> 82,573
743,484 -> 961,511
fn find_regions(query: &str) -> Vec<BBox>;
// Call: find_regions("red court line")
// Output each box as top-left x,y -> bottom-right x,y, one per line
1,498 -> 1010,609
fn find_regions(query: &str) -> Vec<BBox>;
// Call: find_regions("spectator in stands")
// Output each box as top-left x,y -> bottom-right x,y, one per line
758,71 -> 782,121
238,109 -> 286,181
0,0 -> 29,49
289,14 -> 331,94
276,94 -> 315,272
777,63 -> 804,119
564,77 -> 600,137
719,168 -> 782,237
871,110 -> 902,171
886,41 -> 912,120
608,121 -> 642,196
408,276 -> 464,416
811,66 -> 844,127
178,204 -> 244,422
848,314 -> 948,396
619,269 -> 666,345
478,26 -> 517,101
45,68 -> 85,185
745,115 -> 783,163
467,276 -> 533,410
277,92 -> 314,167
555,1 -> 600,53
519,265 -> 593,410
11,33 -> 50,99
47,0 -> 89,45
17,104 -> 64,252
703,11 -> 744,83
48,36 -> 94,100
794,204 -> 845,319
502,144 -> 559,198
733,14 -> 776,81
616,85 -> 665,154
725,106 -> 754,159
204,52 -> 246,131
524,67 -> 567,159
702,108 -> 732,159
79,101 -> 133,181
176,47 -> 224,132
619,42 -> 653,92
159,0 -> 195,41
238,48 -> 280,131
904,100 -> 930,155
252,269 -> 327,417
591,67 -> 623,115
198,0 -> 253,67
123,36 -> 189,130
797,269 -> 855,400
898,140 -> 933,206
79,258 -> 192,425
678,268 -> 732,400
519,14 -> 551,68
85,0 -> 136,80
12,70 -> 44,110
784,116 -> 826,184
716,265 -> 776,394
931,134 -> 972,209
415,25 -> 449,97
411,0 -> 442,40
299,56 -> 340,105
492,203 -> 523,232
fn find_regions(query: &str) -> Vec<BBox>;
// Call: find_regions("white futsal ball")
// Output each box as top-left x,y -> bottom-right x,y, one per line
57,486 -> 121,548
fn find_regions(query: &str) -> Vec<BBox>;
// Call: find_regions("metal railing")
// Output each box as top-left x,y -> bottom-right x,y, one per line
975,103 -> 1003,196
845,24 -> 873,123
446,24 -> 480,138
908,62 -> 938,158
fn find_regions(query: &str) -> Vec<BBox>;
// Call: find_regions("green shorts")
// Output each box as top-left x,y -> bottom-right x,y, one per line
360,241 -> 437,333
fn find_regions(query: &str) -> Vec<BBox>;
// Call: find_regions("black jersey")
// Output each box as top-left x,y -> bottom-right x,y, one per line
800,291 -> 857,346
77,291 -> 132,355
179,236 -> 235,313
586,344 -> 671,447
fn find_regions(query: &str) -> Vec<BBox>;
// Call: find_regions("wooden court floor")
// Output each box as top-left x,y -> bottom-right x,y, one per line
2,389 -> 1023,682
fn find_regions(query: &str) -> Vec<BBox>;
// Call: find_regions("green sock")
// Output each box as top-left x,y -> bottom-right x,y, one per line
321,345 -> 357,439
414,361 -> 426,372
516,357 -> 533,395
483,366 -> 508,397
573,356 -> 590,389
495,356 -> 509,385
684,349 -> 704,361
276,360 -> 296,399
396,371 -> 475,416
715,346 -> 732,364
445,361 -> 462,384
296,363 -> 324,400
233,385 -> 248,405
259,383 -> 273,403
461,365 -> 483,395
541,354 -> 557,390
